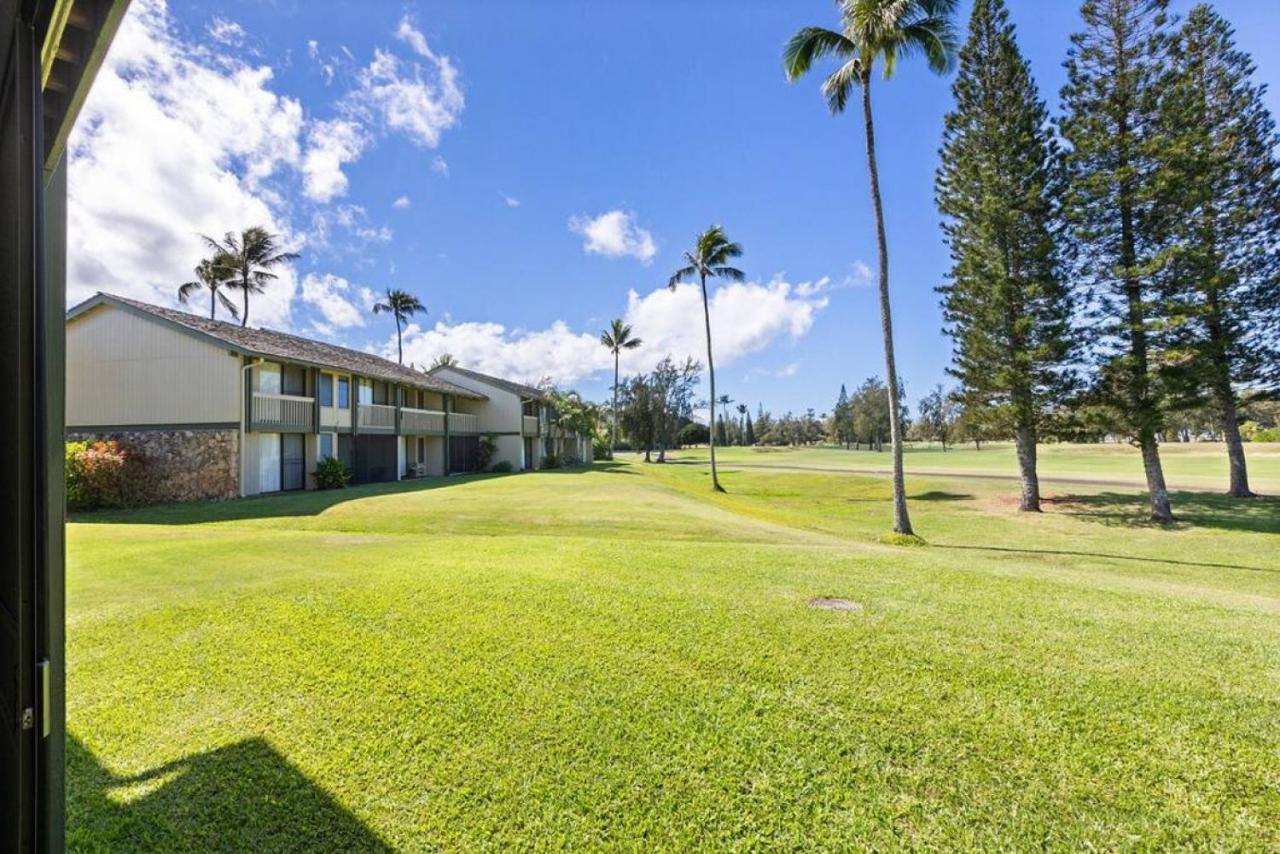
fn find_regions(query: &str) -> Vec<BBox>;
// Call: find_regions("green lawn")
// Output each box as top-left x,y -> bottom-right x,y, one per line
67,448 -> 1280,849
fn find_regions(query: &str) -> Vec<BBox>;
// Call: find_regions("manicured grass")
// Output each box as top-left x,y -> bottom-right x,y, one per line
690,441 -> 1280,491
67,451 -> 1280,849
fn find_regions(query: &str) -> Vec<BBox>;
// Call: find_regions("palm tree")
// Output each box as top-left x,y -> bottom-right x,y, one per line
669,225 -> 745,492
600,319 -> 643,459
177,256 -> 238,322
432,353 -> 458,368
373,289 -> 427,364
784,0 -> 958,535
202,227 -> 298,328
736,402 -> 749,444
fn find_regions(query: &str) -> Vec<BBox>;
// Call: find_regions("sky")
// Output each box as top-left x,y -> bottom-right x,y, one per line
66,0 -> 1280,417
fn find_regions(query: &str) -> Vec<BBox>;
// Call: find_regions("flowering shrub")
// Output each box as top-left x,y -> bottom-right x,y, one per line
65,440 -> 142,510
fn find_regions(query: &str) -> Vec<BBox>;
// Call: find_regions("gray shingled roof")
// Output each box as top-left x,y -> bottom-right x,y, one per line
429,363 -> 546,400
69,293 -> 487,400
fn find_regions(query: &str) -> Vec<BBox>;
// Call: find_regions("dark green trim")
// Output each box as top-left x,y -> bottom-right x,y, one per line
67,422 -> 239,433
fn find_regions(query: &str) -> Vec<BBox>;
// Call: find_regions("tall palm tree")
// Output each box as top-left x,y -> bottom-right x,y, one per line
600,318 -> 643,459
669,225 -> 745,492
177,256 -> 238,322
373,289 -> 426,364
202,227 -> 298,328
784,0 -> 958,535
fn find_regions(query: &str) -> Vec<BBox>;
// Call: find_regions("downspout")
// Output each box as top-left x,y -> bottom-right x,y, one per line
239,357 -> 263,496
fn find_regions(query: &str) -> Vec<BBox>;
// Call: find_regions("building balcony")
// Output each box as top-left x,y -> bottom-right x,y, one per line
357,403 -> 396,432
401,407 -> 446,435
450,412 -> 480,434
251,392 -> 315,433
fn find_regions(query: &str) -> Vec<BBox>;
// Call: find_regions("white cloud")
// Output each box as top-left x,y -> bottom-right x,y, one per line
431,155 -> 449,176
394,16 -> 433,59
351,46 -> 463,149
208,17 -> 246,47
308,204 -> 392,250
392,195 -> 411,209
301,118 -> 367,202
501,193 -> 520,208
392,276 -> 826,387
307,39 -> 319,59
568,210 -> 657,264
300,272 -> 367,330
67,0 -> 302,327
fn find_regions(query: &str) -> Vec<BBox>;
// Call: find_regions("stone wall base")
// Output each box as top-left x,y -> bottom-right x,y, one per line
68,428 -> 240,504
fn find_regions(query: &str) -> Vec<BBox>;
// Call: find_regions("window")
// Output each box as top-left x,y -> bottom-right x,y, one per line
358,379 -> 372,405
319,433 -> 335,460
319,373 -> 334,407
257,362 -> 281,395
337,376 -> 350,408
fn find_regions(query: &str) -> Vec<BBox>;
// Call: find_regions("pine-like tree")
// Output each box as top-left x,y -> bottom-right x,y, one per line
745,413 -> 755,446
1059,0 -> 1177,522
831,384 -> 853,448
1159,4 -> 1280,497
936,0 -> 1075,511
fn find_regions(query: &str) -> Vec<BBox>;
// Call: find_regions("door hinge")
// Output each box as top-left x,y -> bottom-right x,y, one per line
37,658 -> 51,737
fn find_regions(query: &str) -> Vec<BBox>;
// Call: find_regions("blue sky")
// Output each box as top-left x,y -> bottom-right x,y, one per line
68,0 -> 1280,417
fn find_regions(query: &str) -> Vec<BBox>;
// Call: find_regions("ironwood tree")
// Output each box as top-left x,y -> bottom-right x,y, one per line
936,0 -> 1075,510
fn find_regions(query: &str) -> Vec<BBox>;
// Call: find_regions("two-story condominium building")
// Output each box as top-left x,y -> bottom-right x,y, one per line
428,364 -> 594,470
65,293 -> 590,502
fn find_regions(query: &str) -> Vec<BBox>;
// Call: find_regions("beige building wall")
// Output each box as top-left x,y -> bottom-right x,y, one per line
67,304 -> 241,427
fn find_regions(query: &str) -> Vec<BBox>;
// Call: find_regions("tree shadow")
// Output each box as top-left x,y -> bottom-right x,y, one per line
933,543 -> 1274,574
1047,491 -> 1280,535
911,490 -> 974,502
71,463 -> 612,526
67,733 -> 393,851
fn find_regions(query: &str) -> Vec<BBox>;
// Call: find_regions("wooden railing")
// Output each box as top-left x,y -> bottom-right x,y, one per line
522,415 -> 539,437
319,405 -> 350,430
401,407 -> 446,434
450,412 -> 480,433
251,392 -> 314,431
358,403 -> 396,430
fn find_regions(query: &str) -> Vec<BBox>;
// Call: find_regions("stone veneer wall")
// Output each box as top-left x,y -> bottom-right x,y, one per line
67,427 -> 240,503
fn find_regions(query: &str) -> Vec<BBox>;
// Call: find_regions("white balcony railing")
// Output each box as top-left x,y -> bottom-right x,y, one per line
401,407 -> 446,434
358,403 -> 396,430
252,392 -> 314,431
522,415 -> 539,436
319,405 -> 351,430
450,412 -> 480,433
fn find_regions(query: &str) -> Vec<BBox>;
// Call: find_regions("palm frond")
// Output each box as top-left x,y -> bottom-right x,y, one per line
783,26 -> 854,81
822,59 -> 865,113
712,266 -> 746,283
176,281 -> 201,303
668,265 -> 698,289
217,289 -> 240,319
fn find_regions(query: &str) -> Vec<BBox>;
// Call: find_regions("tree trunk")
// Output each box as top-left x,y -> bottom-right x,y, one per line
241,278 -> 250,327
209,289 -> 216,319
611,352 -> 619,459
862,80 -> 911,534
1139,431 -> 1173,522
1014,424 -> 1041,512
1215,382 -> 1252,497
700,272 -> 723,492
396,322 -> 403,364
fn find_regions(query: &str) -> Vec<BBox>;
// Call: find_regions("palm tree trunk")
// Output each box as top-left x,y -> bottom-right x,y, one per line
700,272 -> 723,492
241,277 -> 250,327
396,318 -> 404,364
861,77 -> 912,535
209,288 -> 216,320
611,351 -> 619,459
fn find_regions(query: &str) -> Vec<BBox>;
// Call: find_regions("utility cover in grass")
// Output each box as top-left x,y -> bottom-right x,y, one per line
808,596 -> 862,612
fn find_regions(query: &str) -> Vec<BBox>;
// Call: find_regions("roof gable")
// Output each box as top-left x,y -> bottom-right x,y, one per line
429,364 -> 546,400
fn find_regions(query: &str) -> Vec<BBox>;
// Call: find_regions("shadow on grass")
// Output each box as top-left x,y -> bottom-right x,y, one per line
1048,491 -> 1280,535
73,463 -> 620,526
912,490 -> 974,502
933,543 -> 1274,573
67,734 -> 392,851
